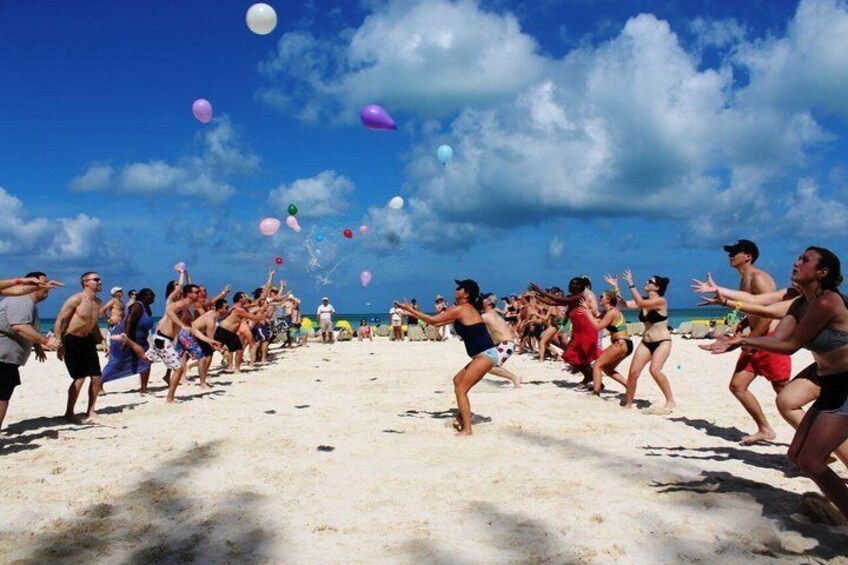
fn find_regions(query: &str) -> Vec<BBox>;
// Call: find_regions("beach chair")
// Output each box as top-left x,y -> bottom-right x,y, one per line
407,325 -> 427,341
675,321 -> 693,336
689,325 -> 710,339
424,325 -> 441,341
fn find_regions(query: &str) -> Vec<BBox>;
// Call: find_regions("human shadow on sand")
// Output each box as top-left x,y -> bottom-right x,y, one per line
399,409 -> 492,425
403,501 -> 581,564
653,471 -> 848,560
643,445 -> 791,474
0,429 -> 61,456
666,417 -> 790,447
2,440 -> 273,563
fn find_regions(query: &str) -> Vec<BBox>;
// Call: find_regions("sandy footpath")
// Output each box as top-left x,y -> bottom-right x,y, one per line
1,336 -> 847,564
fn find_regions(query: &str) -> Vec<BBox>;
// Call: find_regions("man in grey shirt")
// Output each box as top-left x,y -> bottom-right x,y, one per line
0,272 -> 60,431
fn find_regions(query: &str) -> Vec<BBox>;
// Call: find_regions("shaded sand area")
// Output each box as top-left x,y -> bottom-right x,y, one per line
1,337 -> 847,563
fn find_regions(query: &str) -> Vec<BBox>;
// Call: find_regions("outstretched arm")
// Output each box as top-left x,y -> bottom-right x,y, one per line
396,301 -> 462,327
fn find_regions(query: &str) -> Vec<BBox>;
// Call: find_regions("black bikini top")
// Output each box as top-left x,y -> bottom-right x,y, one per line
453,320 -> 496,358
639,309 -> 667,324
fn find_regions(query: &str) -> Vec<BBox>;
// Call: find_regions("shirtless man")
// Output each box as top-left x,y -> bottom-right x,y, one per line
54,272 -> 105,423
723,239 -> 792,444
189,298 -> 228,388
215,291 -> 266,373
99,287 -> 125,359
481,294 -> 522,387
148,283 -> 202,403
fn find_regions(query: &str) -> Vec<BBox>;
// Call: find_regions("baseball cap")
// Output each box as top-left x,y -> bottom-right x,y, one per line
110,286 -> 123,296
723,239 -> 759,262
322,296 -> 329,301
454,279 -> 480,297
435,294 -> 444,301
482,292 -> 497,304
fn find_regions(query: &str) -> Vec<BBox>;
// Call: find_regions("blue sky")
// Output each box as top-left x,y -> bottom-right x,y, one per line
1,0 -> 846,315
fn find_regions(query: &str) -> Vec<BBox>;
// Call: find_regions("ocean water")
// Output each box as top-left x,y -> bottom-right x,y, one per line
40,308 -> 727,332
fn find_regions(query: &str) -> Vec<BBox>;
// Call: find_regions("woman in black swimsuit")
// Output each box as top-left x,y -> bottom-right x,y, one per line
707,247 -> 848,520
396,279 -> 498,436
613,270 -> 676,412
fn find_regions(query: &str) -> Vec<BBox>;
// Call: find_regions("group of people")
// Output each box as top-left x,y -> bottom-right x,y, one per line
0,238 -> 846,523
392,239 -> 848,523
0,266 -> 296,429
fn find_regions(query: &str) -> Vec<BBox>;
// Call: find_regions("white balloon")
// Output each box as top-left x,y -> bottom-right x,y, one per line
246,3 -> 277,35
388,196 -> 404,210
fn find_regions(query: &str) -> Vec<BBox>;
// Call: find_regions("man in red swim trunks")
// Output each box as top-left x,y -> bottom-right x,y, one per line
724,240 -> 791,445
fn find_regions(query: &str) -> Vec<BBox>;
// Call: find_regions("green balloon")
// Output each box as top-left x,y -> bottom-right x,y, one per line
288,203 -> 298,216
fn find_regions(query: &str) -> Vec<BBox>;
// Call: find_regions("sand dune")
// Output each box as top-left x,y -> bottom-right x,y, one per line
1,337 -> 847,564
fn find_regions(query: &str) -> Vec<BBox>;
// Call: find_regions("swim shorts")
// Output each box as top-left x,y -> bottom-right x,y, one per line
0,361 -> 21,401
149,331 -> 182,370
174,328 -> 205,361
214,326 -> 243,352
63,333 -> 102,379
812,372 -> 848,414
493,341 -> 516,367
198,339 -> 214,358
477,347 -> 500,366
734,334 -> 791,382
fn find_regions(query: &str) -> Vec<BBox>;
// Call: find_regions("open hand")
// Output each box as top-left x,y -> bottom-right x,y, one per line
604,274 -> 619,288
622,270 -> 634,286
691,272 -> 718,294
698,334 -> 743,354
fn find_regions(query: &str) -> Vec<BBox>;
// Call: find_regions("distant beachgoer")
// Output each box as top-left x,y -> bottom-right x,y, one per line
703,247 -> 848,522
317,297 -> 335,344
99,286 -> 125,359
126,289 -> 138,308
101,288 -> 156,393
481,294 -> 521,387
0,272 -> 60,431
396,279 -> 498,436
358,319 -> 372,341
530,279 -> 597,384
290,298 -> 304,346
580,290 -> 632,395
434,295 -> 454,340
616,270 -> 676,413
723,239 -> 791,444
54,272 -> 105,423
389,303 -> 404,341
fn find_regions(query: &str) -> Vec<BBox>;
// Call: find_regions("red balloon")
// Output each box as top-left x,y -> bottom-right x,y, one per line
275,257 -> 283,265
343,228 -> 353,239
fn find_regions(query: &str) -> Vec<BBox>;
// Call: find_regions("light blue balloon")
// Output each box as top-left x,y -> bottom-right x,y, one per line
315,233 -> 325,242
436,144 -> 454,165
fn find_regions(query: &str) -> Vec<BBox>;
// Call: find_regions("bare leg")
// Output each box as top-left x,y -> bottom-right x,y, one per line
198,356 -> 210,388
453,357 -> 495,436
0,399 -> 9,431
624,344 -> 652,409
538,326 -> 557,362
85,377 -> 101,418
166,364 -> 186,403
648,342 -> 676,411
792,409 -> 848,521
592,342 -> 626,394
139,369 -> 150,395
65,379 -> 85,423
489,366 -> 522,388
235,350 -> 243,373
730,370 -> 776,444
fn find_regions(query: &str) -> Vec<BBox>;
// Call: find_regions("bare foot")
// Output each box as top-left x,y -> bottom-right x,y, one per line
199,383 -> 211,389
452,419 -> 462,432
64,413 -> 84,424
513,380 -> 522,389
455,430 -> 473,437
82,413 -> 101,423
740,429 -> 776,445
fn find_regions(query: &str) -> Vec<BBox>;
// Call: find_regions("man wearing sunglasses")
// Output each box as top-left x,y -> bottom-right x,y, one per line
54,272 -> 105,423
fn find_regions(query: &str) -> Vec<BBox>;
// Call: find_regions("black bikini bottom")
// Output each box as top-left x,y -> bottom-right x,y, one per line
642,339 -> 671,354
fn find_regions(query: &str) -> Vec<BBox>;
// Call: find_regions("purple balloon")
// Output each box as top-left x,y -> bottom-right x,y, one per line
360,104 -> 397,131
192,99 -> 212,124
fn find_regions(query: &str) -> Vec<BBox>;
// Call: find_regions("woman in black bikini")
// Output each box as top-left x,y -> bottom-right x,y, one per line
395,279 -> 498,436
706,247 -> 848,521
612,270 -> 676,412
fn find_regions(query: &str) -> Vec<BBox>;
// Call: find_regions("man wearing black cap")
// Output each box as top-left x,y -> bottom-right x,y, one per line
722,239 -> 791,445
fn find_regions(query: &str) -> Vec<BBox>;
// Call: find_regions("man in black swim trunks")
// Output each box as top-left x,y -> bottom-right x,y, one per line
54,272 -> 105,423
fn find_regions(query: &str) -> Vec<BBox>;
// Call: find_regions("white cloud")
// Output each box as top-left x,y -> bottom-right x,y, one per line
258,0 -> 549,120
268,170 -> 355,217
69,116 -> 258,202
68,164 -> 114,192
0,186 -> 115,264
689,17 -> 747,49
780,178 -> 848,236
547,236 -> 564,259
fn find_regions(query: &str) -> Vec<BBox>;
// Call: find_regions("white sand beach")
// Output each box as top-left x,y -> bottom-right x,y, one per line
1,337 -> 847,564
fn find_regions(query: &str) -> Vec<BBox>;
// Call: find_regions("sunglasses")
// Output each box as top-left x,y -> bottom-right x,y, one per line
85,277 -> 102,283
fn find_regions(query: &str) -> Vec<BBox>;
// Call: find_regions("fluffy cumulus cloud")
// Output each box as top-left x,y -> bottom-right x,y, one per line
260,0 -> 848,250
257,0 -> 549,120
68,117 -> 259,202
0,186 -> 119,266
268,170 -> 355,217
547,236 -> 565,259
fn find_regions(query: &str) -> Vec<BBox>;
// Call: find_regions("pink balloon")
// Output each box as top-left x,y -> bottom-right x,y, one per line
192,99 -> 213,124
286,215 -> 302,233
360,104 -> 397,130
360,270 -> 372,287
359,225 -> 368,235
259,217 -> 280,236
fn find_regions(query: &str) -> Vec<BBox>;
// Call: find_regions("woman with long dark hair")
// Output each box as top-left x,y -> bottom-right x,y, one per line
705,247 -> 848,520
396,279 -> 498,436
